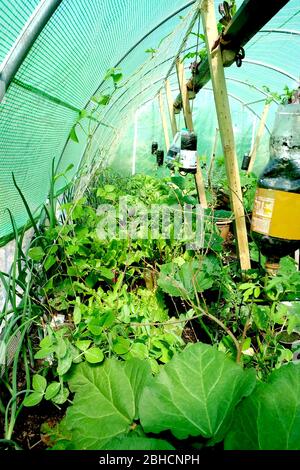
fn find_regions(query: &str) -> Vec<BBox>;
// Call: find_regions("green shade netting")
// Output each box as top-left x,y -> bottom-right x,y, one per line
0,0 -> 299,244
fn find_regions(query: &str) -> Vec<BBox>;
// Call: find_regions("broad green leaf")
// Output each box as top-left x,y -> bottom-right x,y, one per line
225,363 -> 300,450
55,338 -> 67,359
104,436 -> 174,450
112,72 -> 122,84
28,246 -> 45,262
76,340 -> 91,352
87,318 -> 103,336
44,255 -> 56,271
157,260 -> 214,299
47,244 -> 58,255
34,346 -> 56,359
278,256 -> 297,276
45,382 -> 61,400
39,335 -> 53,349
99,267 -> 114,280
157,263 -> 187,298
62,359 -> 147,449
104,184 -> 115,193
73,301 -> 82,326
112,337 -> 131,355
23,391 -> 44,407
32,374 -> 47,393
252,304 -> 270,331
52,386 -> 70,405
69,125 -> 79,143
57,351 -> 73,376
123,359 -> 151,419
92,94 -> 111,105
139,343 -> 256,442
99,311 -> 115,329
84,347 -> 104,364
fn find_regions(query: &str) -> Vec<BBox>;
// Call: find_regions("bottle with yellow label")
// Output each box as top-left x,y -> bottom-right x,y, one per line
251,102 -> 300,262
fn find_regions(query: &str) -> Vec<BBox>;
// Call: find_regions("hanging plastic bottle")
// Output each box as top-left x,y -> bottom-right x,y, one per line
241,153 -> 251,171
151,142 -> 158,155
251,101 -> 300,263
179,129 -> 197,174
156,150 -> 164,167
166,129 -> 197,174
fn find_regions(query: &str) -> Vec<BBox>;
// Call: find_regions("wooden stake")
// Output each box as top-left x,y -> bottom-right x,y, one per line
207,127 -> 219,187
158,90 -> 170,150
201,0 -> 251,271
176,59 -> 207,209
176,59 -> 194,132
247,102 -> 270,174
165,79 -> 178,137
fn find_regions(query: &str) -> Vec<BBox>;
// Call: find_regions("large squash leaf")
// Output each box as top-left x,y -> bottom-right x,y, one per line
225,363 -> 300,450
62,358 -> 151,449
104,436 -> 174,450
139,343 -> 256,442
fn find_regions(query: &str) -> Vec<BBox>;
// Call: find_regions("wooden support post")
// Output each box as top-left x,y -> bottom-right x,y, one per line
247,102 -> 270,174
158,90 -> 170,151
176,59 -> 208,209
207,127 -> 219,187
201,0 -> 251,271
176,59 -> 194,132
165,79 -> 178,138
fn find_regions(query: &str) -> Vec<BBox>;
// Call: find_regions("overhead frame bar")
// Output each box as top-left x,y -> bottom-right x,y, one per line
0,0 -> 63,103
96,51 -> 292,128
242,59 -> 298,81
113,69 -> 272,134
133,86 -> 271,135
173,0 -> 292,112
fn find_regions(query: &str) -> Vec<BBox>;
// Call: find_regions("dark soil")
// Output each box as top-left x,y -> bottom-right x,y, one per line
0,400 -> 66,450
0,364 -> 66,450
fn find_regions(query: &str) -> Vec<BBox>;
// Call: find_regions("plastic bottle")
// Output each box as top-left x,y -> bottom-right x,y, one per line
251,103 -> 300,262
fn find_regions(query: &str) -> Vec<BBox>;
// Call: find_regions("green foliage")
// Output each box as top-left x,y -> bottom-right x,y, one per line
24,372 -> 65,407
6,163 -> 300,451
58,359 -> 151,449
48,344 -> 300,451
157,255 -> 221,299
106,436 -> 174,450
139,343 -> 256,443
225,363 -> 300,449
263,84 -> 295,105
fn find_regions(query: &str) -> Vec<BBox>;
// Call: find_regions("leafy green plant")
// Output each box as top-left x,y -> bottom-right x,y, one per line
44,343 -> 256,449
43,343 -> 300,451
225,363 -> 300,450
139,343 -> 255,443
263,84 -> 295,105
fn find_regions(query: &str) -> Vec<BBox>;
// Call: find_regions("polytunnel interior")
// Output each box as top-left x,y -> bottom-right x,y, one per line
1,0 -> 300,453
0,0 -> 299,244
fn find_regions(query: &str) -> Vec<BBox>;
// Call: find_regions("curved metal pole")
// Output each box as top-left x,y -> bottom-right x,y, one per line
97,46 -> 295,126
0,0 -> 63,103
259,28 -> 300,36
57,0 -> 196,172
203,88 -> 271,134
80,66 -> 272,169
104,63 -> 273,131
117,81 -> 271,134
242,59 -> 298,81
